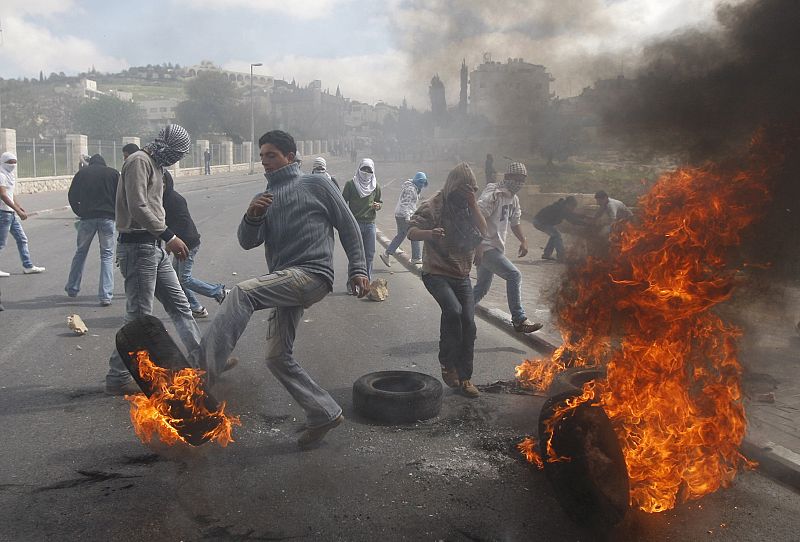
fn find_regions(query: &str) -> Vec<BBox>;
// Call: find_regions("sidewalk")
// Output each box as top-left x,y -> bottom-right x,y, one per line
375,211 -> 800,491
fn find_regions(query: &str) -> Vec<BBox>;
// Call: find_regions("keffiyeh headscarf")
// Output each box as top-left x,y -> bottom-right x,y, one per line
143,124 -> 191,167
353,158 -> 377,198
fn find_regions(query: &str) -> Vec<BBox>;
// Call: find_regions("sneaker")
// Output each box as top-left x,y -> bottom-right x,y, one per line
396,248 -> 405,255
379,252 -> 392,267
0,270 -> 9,277
23,266 -> 45,274
217,288 -> 231,304
100,299 -> 112,307
105,380 -> 142,396
192,307 -> 209,318
298,414 -> 344,449
440,365 -> 460,388
513,319 -> 543,333
541,254 -> 556,261
223,356 -> 238,373
410,258 -> 423,265
460,380 -> 480,398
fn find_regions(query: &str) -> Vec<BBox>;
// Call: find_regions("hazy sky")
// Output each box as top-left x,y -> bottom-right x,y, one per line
0,0 -> 733,107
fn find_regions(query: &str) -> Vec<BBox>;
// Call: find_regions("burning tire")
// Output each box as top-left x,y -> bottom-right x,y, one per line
353,371 -> 443,424
546,366 -> 606,396
538,367 -> 630,531
115,315 -> 237,447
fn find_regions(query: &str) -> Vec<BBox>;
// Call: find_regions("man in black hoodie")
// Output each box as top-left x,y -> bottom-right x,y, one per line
65,154 -> 118,306
163,171 -> 227,318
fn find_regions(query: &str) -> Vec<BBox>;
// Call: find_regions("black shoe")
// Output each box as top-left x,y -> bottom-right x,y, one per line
105,380 -> 142,396
298,415 -> 344,449
513,319 -> 543,333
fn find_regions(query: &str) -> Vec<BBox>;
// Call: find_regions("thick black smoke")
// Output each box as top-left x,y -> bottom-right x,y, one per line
600,0 -> 800,276
601,0 -> 800,159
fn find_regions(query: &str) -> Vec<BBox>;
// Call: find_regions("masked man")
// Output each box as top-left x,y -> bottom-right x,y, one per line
104,124 -> 202,395
473,162 -> 542,333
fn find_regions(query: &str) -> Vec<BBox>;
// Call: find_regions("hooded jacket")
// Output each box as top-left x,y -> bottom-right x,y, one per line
410,163 -> 481,279
162,171 -> 201,250
394,179 -> 422,220
67,154 -> 119,219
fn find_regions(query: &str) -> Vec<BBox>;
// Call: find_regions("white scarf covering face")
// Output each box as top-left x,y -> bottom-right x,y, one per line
353,158 -> 377,198
0,151 -> 17,181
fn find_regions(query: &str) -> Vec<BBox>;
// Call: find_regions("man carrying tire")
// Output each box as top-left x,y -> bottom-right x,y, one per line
193,130 -> 370,449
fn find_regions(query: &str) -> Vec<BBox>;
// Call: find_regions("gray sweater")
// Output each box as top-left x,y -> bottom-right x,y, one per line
238,162 -> 367,289
115,150 -> 174,241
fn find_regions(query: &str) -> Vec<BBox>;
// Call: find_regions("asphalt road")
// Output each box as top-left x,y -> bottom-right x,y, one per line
1,163 -> 799,541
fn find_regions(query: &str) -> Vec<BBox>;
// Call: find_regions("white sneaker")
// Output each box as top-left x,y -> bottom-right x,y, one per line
23,266 -> 45,274
0,270 -> 9,277
396,248 -> 405,255
379,252 -> 391,267
410,258 -> 423,265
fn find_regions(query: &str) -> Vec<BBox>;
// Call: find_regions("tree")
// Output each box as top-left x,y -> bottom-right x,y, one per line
531,101 -> 583,167
176,71 -> 240,138
75,96 -> 145,141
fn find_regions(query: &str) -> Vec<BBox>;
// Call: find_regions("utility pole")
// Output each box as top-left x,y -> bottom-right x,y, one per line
249,63 -> 262,175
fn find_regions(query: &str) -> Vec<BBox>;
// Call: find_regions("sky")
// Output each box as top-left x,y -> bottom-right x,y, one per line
0,0 -> 735,108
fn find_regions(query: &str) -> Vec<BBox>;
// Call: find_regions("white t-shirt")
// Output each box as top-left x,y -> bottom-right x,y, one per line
477,183 -> 521,253
601,198 -> 632,220
0,170 -> 16,213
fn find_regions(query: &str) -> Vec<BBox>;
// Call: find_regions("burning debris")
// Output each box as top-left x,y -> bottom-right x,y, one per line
517,134 -> 781,513
116,316 -> 240,447
125,350 -> 240,447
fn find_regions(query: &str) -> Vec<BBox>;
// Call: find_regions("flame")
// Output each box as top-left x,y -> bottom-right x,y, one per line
517,136 -> 775,513
517,437 -> 544,469
125,350 -> 240,447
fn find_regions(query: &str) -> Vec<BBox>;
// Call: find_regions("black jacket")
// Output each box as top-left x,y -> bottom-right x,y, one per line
162,171 -> 201,250
68,155 -> 118,219
534,199 -> 583,227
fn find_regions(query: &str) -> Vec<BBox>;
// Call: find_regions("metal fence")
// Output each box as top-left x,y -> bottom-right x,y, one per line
15,139 -> 75,178
14,139 -> 250,178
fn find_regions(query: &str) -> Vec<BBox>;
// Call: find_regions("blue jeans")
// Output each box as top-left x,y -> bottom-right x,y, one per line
172,245 -> 224,311
65,218 -> 116,302
358,221 -> 376,280
0,211 -> 33,269
386,216 -> 422,260
533,218 -> 564,259
421,273 -> 476,381
473,247 -> 526,325
204,161 -> 211,175
106,242 -> 201,386
192,268 -> 340,428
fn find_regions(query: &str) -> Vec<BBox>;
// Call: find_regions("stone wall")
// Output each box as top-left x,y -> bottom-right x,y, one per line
16,175 -> 74,195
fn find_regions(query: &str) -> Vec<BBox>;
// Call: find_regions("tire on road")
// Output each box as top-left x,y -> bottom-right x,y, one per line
537,365 -> 629,531
353,371 -> 443,424
546,366 -> 607,397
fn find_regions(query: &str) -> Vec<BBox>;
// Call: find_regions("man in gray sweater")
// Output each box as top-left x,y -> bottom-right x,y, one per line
105,124 -> 200,395
193,130 -> 369,449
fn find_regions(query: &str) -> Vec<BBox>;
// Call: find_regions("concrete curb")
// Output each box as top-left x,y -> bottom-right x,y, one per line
375,228 -> 800,492
27,205 -> 71,218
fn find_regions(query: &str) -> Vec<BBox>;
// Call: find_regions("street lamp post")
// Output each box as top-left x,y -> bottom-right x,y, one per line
250,63 -> 263,175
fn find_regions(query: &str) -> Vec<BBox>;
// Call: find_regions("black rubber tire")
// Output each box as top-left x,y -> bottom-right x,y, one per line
115,314 -> 190,378
353,371 -> 443,424
537,389 -> 629,531
546,366 -> 607,397
115,315 -> 223,446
